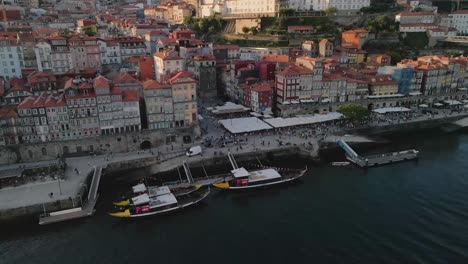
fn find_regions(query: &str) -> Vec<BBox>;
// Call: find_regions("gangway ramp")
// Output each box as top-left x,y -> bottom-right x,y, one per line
183,161 -> 195,184
337,139 -> 359,158
227,152 -> 239,170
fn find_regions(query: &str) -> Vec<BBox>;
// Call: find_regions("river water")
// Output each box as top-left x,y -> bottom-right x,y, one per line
1,130 -> 468,264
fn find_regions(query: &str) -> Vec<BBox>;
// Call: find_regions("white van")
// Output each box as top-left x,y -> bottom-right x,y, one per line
186,146 -> 202,157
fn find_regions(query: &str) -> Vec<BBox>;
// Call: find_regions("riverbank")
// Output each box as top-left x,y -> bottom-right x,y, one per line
0,112 -> 467,220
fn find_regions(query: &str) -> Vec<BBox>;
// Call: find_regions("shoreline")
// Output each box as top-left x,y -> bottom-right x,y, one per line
0,114 -> 467,221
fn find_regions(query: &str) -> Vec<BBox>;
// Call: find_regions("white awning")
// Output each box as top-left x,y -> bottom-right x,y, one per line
263,112 -> 343,128
231,167 -> 250,178
419,104 -> 429,108
198,115 -> 204,120
321,98 -> 330,103
434,103 -> 444,107
409,92 -> 422,96
462,100 -> 468,103
219,117 -> 273,134
444,100 -> 462,105
148,193 -> 178,209
458,88 -> 468,91
373,107 -> 411,114
465,104 -> 468,109
132,193 -> 150,206
132,183 -> 147,193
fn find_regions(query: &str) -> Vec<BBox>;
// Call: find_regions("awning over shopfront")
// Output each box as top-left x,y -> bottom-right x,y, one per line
373,107 -> 411,114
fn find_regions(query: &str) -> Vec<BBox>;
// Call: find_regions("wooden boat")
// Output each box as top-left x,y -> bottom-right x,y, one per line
113,183 -> 202,207
109,187 -> 210,218
212,166 -> 307,190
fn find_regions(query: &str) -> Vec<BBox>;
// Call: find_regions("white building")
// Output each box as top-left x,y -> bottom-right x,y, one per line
311,0 -> 370,11
399,23 -> 438,32
122,90 -> 141,132
396,11 -> 435,24
449,10 -> 468,34
97,38 -> 122,65
153,49 -> 185,82
0,36 -> 24,80
34,41 -> 52,72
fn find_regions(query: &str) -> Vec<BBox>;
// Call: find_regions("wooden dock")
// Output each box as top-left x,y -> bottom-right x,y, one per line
337,139 -> 419,168
39,166 -> 102,225
346,150 -> 419,168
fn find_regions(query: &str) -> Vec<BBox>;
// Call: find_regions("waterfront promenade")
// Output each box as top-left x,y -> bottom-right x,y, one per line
0,107 -> 467,216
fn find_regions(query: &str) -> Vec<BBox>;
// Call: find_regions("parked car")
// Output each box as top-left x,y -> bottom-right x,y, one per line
186,146 -> 202,157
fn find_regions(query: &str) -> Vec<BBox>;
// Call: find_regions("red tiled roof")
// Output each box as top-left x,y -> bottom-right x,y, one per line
114,72 -> 140,85
122,89 -> 139,101
93,76 -> 110,89
262,55 -> 289,63
451,10 -> 468,14
0,105 -> 18,119
18,96 -> 36,109
168,70 -> 195,83
397,11 -> 434,16
32,94 -> 48,108
251,83 -> 272,92
277,65 -> 313,76
213,45 -> 239,50
142,79 -> 170,90
366,75 -> 398,86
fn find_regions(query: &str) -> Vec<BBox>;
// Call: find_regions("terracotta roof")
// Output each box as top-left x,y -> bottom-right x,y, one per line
114,72 -> 140,85
262,55 -> 289,63
451,10 -> 468,15
397,11 -> 434,16
303,40 -> 315,45
32,94 -> 48,108
110,86 -> 122,95
93,76 -> 110,89
192,54 -> 216,61
154,49 -> 181,60
44,94 -> 57,108
213,45 -> 239,50
142,79 -> 170,90
320,39 -> 333,45
277,65 -> 313,76
0,105 -> 18,119
251,82 -> 272,92
122,89 -> 139,101
27,71 -> 56,83
78,82 -> 93,89
168,70 -> 195,83
18,96 -> 36,109
366,75 -> 398,86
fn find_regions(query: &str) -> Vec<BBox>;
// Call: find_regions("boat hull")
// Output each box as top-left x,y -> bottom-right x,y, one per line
109,188 -> 210,218
213,168 -> 307,190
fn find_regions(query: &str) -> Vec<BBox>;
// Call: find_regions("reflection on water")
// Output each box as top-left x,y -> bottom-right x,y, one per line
1,130 -> 468,263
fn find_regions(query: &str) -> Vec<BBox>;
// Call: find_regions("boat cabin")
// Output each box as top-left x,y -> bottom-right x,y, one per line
231,167 -> 282,186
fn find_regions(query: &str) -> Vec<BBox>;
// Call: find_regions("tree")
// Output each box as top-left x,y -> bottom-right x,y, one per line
250,27 -> 258,35
386,51 -> 402,65
279,8 -> 295,16
83,25 -> 98,36
242,26 -> 250,34
337,104 -> 369,122
324,7 -> 337,15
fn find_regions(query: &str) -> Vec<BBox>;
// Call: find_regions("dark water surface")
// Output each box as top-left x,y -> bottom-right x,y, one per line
2,131 -> 468,264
